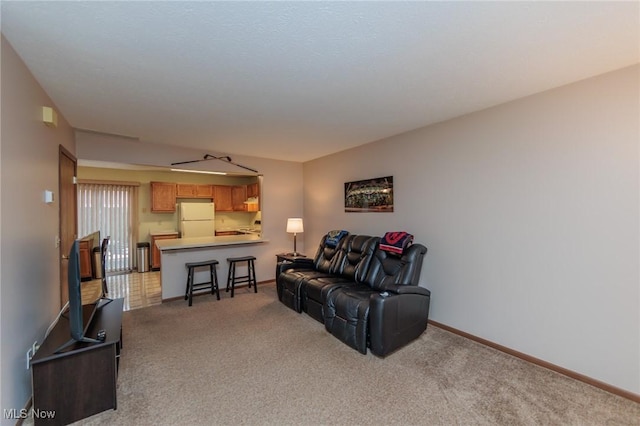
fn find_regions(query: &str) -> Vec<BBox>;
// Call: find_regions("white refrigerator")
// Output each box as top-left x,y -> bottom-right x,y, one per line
179,202 -> 215,238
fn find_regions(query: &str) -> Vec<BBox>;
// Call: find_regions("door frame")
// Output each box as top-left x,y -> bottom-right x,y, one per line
59,145 -> 77,308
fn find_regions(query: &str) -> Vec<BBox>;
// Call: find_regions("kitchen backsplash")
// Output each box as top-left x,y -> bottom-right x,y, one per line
214,212 -> 261,231
141,211 -> 260,241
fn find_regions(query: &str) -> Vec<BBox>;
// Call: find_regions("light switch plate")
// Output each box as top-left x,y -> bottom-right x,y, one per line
43,190 -> 54,204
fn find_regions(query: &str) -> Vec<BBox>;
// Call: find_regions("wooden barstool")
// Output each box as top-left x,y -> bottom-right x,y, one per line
225,256 -> 257,297
184,259 -> 220,306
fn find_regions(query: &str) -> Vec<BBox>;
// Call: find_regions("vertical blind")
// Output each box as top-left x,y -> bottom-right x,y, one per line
77,182 -> 138,273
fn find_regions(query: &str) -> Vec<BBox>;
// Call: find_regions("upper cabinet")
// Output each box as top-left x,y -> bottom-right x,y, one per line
232,185 -> 248,211
150,182 -> 176,213
195,184 -> 214,198
215,185 -> 257,212
176,183 -> 196,198
247,182 -> 259,198
214,185 -> 233,211
151,181 -> 258,213
176,183 -> 213,199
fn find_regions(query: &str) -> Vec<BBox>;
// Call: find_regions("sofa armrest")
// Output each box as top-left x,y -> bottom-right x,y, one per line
380,283 -> 431,297
276,258 -> 316,304
368,290 -> 431,357
287,257 -> 314,267
279,258 -> 314,273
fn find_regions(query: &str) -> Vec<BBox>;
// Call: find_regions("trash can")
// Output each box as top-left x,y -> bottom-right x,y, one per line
137,242 -> 150,273
93,247 -> 103,279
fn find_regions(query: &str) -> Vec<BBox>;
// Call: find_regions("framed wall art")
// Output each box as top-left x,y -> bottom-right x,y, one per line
344,176 -> 394,212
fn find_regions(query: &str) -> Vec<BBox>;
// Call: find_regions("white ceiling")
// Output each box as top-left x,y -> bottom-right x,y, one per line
1,1 -> 638,162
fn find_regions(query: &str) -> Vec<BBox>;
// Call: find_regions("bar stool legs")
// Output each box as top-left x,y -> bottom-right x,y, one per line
226,256 -> 257,297
184,259 -> 220,306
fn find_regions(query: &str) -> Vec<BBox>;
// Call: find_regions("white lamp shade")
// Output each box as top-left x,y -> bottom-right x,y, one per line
286,218 -> 304,233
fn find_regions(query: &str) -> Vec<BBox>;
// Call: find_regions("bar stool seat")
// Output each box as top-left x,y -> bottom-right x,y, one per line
185,259 -> 220,306
226,256 -> 257,297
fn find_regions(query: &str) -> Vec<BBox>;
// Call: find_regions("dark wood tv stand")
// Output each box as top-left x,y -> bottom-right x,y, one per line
31,298 -> 124,425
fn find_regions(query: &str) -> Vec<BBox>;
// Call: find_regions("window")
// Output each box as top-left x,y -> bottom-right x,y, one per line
77,182 -> 139,273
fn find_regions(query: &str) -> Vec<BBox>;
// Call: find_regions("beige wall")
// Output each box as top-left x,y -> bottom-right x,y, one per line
1,36 -> 76,421
303,64 -> 640,394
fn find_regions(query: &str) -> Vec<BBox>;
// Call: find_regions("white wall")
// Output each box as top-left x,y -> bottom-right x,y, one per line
303,65 -> 640,394
0,36 -> 76,423
76,132 -> 305,283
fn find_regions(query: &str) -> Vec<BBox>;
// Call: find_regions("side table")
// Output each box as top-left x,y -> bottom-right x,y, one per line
275,253 -> 307,301
276,253 -> 307,263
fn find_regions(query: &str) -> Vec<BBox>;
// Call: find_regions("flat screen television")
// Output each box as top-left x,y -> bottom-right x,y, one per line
55,239 -> 103,352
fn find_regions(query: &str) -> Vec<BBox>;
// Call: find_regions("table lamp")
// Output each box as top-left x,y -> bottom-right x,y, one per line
286,218 -> 304,256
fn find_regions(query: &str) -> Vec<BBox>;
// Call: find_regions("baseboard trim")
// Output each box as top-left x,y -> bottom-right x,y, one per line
162,279 -> 275,303
428,320 -> 640,404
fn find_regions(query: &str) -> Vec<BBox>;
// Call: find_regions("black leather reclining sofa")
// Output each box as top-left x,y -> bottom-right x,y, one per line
276,232 -> 429,356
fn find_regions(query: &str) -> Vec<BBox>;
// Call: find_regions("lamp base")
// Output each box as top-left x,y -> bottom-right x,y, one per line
293,234 -> 298,257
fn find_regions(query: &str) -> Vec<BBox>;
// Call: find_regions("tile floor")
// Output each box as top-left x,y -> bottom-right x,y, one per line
82,271 -> 162,311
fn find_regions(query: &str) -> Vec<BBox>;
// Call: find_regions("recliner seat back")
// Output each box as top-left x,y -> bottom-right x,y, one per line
364,243 -> 427,291
333,235 -> 379,283
312,233 -> 348,273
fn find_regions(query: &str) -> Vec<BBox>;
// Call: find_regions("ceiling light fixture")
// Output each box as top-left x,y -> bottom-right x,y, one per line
170,168 -> 227,175
171,154 -> 258,173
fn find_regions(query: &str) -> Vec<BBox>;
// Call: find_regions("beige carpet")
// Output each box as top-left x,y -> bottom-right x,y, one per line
71,283 -> 638,425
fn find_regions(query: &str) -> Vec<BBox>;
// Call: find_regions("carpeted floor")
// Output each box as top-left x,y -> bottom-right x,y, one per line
68,283 -> 638,425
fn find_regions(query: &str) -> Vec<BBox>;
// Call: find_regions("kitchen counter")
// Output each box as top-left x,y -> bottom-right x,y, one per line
215,227 -> 262,236
150,230 -> 180,236
155,234 -> 269,301
155,234 -> 266,251
149,231 -> 180,270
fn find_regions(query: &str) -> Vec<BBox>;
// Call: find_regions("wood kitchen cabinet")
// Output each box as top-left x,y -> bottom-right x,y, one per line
176,184 -> 213,199
214,185 -> 233,211
176,183 -> 196,198
151,233 -> 179,270
78,239 -> 93,281
232,185 -> 247,211
150,182 -> 176,212
195,184 -> 213,198
214,185 -> 248,211
247,182 -> 259,198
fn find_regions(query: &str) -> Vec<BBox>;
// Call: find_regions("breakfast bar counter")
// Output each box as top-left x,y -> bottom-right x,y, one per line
155,234 -> 265,251
156,235 -> 269,301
